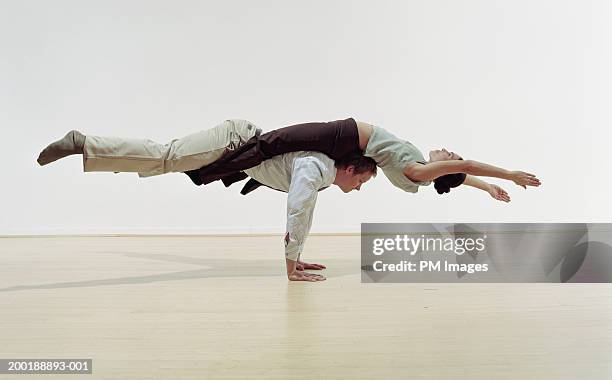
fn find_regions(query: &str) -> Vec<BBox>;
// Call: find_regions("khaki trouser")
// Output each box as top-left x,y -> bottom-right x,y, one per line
82,119 -> 261,177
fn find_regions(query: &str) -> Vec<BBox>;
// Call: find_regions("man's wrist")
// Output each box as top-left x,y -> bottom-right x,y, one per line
286,258 -> 297,276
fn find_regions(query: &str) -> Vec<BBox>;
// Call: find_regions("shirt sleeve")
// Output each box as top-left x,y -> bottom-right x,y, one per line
284,157 -> 326,262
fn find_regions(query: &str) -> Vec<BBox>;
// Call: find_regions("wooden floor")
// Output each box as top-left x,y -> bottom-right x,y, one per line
0,235 -> 610,379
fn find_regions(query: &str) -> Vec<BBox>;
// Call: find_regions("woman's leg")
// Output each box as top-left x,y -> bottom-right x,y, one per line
37,119 -> 260,177
185,117 -> 360,186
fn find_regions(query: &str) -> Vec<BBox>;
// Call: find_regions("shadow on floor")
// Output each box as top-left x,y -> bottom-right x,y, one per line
0,252 -> 358,292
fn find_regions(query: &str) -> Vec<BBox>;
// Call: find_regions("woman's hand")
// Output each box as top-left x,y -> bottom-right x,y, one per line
488,184 -> 511,202
510,171 -> 541,189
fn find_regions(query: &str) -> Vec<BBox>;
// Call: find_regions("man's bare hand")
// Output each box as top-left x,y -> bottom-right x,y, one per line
286,258 -> 326,281
296,260 -> 326,271
288,270 -> 326,282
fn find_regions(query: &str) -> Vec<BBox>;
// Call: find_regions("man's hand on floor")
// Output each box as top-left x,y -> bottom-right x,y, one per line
286,258 -> 326,282
296,260 -> 326,271
288,270 -> 326,282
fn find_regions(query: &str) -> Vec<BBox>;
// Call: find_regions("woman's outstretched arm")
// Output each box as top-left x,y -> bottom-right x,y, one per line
405,160 -> 541,188
463,175 -> 511,202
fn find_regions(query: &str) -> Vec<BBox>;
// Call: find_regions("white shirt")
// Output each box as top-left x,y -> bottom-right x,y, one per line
244,151 -> 337,261
364,126 -> 432,192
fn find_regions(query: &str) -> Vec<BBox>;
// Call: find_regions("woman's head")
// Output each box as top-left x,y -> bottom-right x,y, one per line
428,148 -> 462,162
428,148 -> 466,194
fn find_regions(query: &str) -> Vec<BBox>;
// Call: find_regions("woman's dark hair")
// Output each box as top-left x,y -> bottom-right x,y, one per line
433,158 -> 466,194
434,173 -> 466,194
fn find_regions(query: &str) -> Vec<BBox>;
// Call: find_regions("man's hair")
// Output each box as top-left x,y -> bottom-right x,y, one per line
334,153 -> 377,176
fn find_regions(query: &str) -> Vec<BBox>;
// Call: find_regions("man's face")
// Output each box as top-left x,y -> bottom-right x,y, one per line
335,167 -> 374,193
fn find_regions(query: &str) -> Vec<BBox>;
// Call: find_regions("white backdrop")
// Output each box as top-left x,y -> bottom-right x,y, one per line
1,0 -> 610,235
